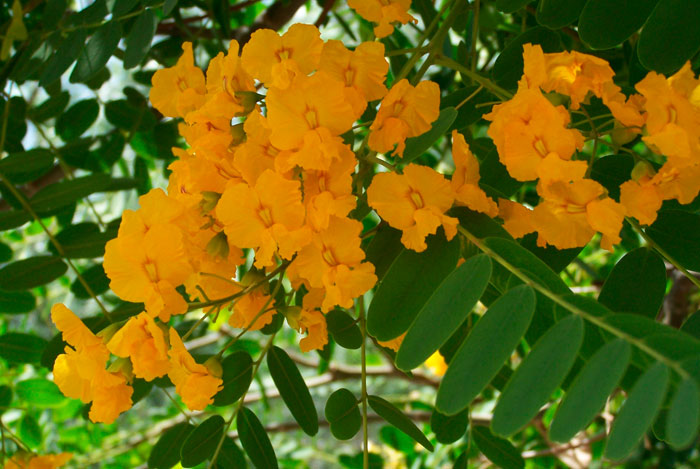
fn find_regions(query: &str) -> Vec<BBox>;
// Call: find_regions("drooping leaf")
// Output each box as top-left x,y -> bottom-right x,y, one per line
430,408 -> 468,444
237,407 -> 278,469
472,426 -> 524,469
666,377 -> 700,449
267,346 -> 318,436
181,415 -> 225,468
368,395 -> 434,451
492,315 -> 584,437
55,99 -> 99,141
70,20 -> 122,83
579,0 -> 660,50
326,310 -> 363,350
436,285 -> 536,415
124,9 -> 157,68
30,174 -> 114,213
15,379 -> 65,407
0,256 -> 67,291
367,233 -> 459,341
396,254 -> 492,371
549,339 -> 631,442
39,30 -> 88,85
70,264 -> 110,298
0,149 -> 54,184
325,388 -> 362,440
402,107 -> 458,162
28,91 -> 70,123
0,333 -> 47,364
213,351 -> 253,406
148,422 -> 195,469
605,362 -> 670,460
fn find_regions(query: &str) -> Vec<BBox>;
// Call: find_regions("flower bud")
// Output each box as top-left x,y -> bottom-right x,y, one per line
97,322 -> 123,344
235,91 -> 263,116
108,357 -> 134,383
281,305 -> 302,330
206,232 -> 230,259
204,356 -> 223,378
230,122 -> 246,146
199,191 -> 222,213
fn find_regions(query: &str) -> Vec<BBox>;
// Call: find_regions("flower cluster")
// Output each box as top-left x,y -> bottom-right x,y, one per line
2,452 -> 71,469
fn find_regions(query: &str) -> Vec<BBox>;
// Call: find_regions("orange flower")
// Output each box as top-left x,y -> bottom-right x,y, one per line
106,312 -> 170,381
368,79 -> 440,157
347,0 -> 416,38
241,24 -> 323,89
450,130 -> 498,216
601,82 -> 646,129
216,169 -> 311,267
498,199 -> 535,239
233,111 -> 285,185
532,179 -> 625,250
424,351 -> 447,376
377,332 -> 406,352
484,86 -> 584,181
167,328 -> 223,411
288,216 -> 377,312
3,452 -> 72,469
229,272 -> 276,331
150,42 -> 206,118
367,164 -> 457,252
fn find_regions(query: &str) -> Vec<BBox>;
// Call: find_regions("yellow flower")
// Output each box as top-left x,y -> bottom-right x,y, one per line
241,24 -> 323,89
498,199 -> 535,239
216,169 -> 311,267
296,291 -> 329,353
450,130 -> 498,217
233,111 -> 285,185
229,281 -> 276,331
368,79 -> 440,157
347,0 -> 416,38
106,312 -> 170,381
149,42 -> 206,118
377,332 -> 406,352
367,164 -> 457,252
424,351 -> 447,376
167,328 -> 223,411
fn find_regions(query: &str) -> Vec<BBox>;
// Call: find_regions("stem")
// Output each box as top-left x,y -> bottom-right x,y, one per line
457,225 -> 691,379
434,55 -> 512,100
455,84 -> 484,110
358,296 -> 369,469
470,0 -> 480,76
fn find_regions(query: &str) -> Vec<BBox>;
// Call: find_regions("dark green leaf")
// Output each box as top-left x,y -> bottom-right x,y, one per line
647,210 -> 700,271
0,242 -> 11,262
0,290 -> 35,314
0,256 -> 67,291
148,422 -> 194,469
105,99 -> 156,131
212,437 -> 247,469
70,264 -> 110,298
441,86 -> 496,130
598,248 -> 666,317
39,30 -> 88,86
0,333 -> 47,364
536,0 -> 586,28
267,346 -> 318,436
495,0 -> 533,13
181,415 -> 225,468
326,310 -> 363,350
589,154 -> 634,201
70,21 -> 122,83
112,0 -> 139,16
325,388 -> 362,440
492,315 -> 584,437
437,285 -> 536,415
0,210 -> 31,230
638,0 -> 700,73
237,407 -> 278,469
48,222 -> 115,258
15,379 -> 65,407
402,107 -> 458,162
472,426 -> 524,469
666,378 -> 700,449
30,174 -> 113,213
19,415 -> 42,448
549,339 -> 631,442
125,10 -> 158,68
493,27 -> 561,89
396,254 -> 492,371
605,362 -> 670,460
214,351 -> 253,406
368,233 -> 459,341
431,409 -> 468,444
55,99 -> 99,141
368,395 -> 434,451
579,0 -> 659,50
163,0 -> 178,15
28,91 -> 70,123
363,225 -> 403,282
0,149 -> 54,185
0,386 -> 11,415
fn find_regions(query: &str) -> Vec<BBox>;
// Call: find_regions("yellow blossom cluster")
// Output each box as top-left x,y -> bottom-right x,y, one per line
2,452 -> 71,469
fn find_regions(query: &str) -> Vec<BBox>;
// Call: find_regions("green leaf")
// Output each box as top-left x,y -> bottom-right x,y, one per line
402,107 -> 458,162
364,225 -> 403,282
536,0 -> 585,28
430,409 -> 468,444
495,0 -> 533,13
48,222 -> 115,259
326,310 -> 363,350
436,285 -> 536,415
589,154 -> 634,200
213,351 -> 253,406
181,415 -> 225,468
638,0 -> 700,73
396,254 -> 492,371
325,388 -> 362,440
493,27 -> 561,89
19,414 -> 42,448
212,436 -> 247,469
70,20 -> 122,83
0,385 -> 12,415
70,264 -> 110,298
0,149 -> 54,185
15,379 -> 66,407
55,99 -> 99,141
0,256 -> 67,291
441,86 -> 496,130
28,91 -> 70,123
0,333 -> 47,364
605,362 -> 670,460
112,0 -> 139,16
367,395 -> 434,451
30,174 -> 114,213
549,339 -> 631,442
472,426 -> 524,469
598,248 -> 666,318
492,315 -> 584,437
666,378 -> 700,449
367,232 -> 459,341
0,290 -> 34,314
237,407 -> 278,469
0,242 -> 10,262
105,99 -> 156,131
39,30 -> 88,85
267,346 -> 319,436
148,422 -> 194,469
647,210 -> 700,271
0,210 -> 31,230
163,0 -> 178,15
579,0 -> 659,50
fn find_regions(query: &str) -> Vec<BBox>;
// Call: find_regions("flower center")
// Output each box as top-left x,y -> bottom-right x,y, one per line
145,262 -> 158,282
259,207 -> 273,227
322,247 -> 338,266
409,190 -> 424,209
533,138 -> 548,158
304,108 -> 319,129
344,67 -> 355,86
276,47 -> 292,61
